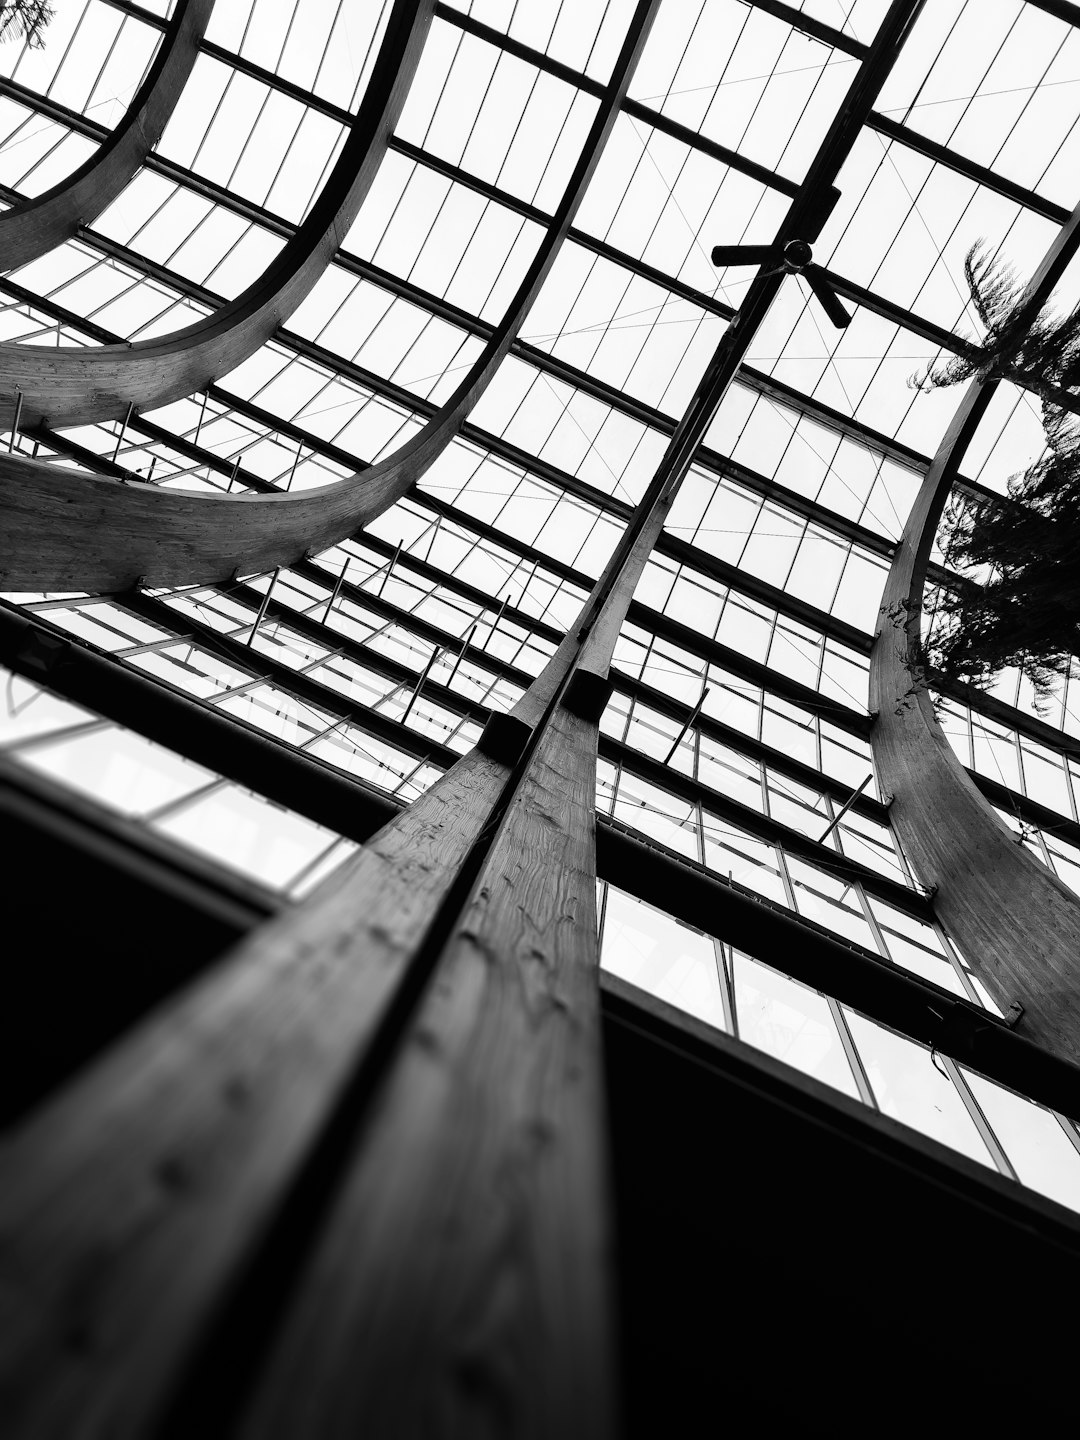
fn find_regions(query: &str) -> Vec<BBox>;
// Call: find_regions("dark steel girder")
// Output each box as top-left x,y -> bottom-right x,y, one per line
11,594 -> 1080,1125
0,594 -> 925,922
0,77 -> 1030,514
0,268 -> 881,658
864,113 -> 1071,228
125,576 -> 890,826
46,405 -> 1080,784
19,2 -> 1067,258
1025,0 -> 1080,29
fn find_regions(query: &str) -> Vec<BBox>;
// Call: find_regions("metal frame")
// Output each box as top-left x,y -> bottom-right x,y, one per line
5,0 -> 1080,1429
0,0 -> 214,272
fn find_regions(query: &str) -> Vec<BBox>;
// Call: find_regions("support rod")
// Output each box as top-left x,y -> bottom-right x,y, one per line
818,773 -> 874,843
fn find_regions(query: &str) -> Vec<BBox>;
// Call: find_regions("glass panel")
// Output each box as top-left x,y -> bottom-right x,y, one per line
732,951 -> 859,1100
600,886 -> 727,1031
18,727 -> 214,817
963,1070 -> 1080,1213
843,1011 -> 993,1168
0,670 -> 94,747
157,783 -> 339,890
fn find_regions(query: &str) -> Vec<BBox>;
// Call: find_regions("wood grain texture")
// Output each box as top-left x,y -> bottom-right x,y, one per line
0,11 -> 922,1435
0,0 -> 663,599
0,746 -> 511,1438
0,513 -> 607,1436
869,201 -> 1080,1066
0,0 -> 213,274
0,0 -> 432,433
237,702 -> 615,1440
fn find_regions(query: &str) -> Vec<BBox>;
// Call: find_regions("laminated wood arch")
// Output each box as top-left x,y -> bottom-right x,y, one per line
1,0 -> 663,594
0,0 -> 214,274
0,0 -> 434,433
869,202 -> 1080,1067
0,8 -> 944,1435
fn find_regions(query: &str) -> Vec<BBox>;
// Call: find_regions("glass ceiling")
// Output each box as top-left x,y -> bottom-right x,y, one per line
4,0 -> 1080,1201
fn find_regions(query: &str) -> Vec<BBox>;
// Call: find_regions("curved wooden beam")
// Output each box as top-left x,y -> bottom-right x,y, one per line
0,0 -> 214,275
0,14 -> 940,1431
0,0 -> 433,432
0,0 -> 659,594
869,202 -> 1080,1067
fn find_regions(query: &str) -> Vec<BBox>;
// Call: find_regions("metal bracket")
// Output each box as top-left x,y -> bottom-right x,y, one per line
561,668 -> 614,723
928,1000 -> 992,1060
16,628 -> 72,677
476,711 -> 532,767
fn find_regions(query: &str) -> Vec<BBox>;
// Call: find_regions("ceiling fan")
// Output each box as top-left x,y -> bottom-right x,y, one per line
710,184 -> 852,329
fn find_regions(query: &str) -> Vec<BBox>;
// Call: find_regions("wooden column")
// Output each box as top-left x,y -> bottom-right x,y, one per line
869,202 -> 1080,1066
238,699 -> 615,1438
217,14 -> 928,1418
0,0 -> 214,273
0,8 -> 928,1434
0,743 -> 526,1437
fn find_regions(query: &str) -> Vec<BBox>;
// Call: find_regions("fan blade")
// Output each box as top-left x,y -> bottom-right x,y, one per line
806,267 -> 852,329
710,244 -> 778,267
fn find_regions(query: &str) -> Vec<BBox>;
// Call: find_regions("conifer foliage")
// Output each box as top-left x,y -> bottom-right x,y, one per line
0,0 -> 54,49
911,243 -> 1080,708
912,242 -> 1080,405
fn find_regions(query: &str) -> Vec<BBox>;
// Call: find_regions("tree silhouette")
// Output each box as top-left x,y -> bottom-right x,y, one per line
0,0 -> 54,49
912,243 -> 1080,708
912,241 -> 1080,407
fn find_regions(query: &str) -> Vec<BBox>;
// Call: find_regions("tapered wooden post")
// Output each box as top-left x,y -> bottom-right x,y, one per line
0,746 -> 516,1437
223,14 -> 931,1412
239,700 -> 615,1438
0,9 -> 926,1436
869,198 -> 1080,1066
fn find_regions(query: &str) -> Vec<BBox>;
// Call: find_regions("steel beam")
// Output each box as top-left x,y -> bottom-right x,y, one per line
7,575 -> 1079,1123
865,111 -> 1070,227
120,587 -> 906,908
